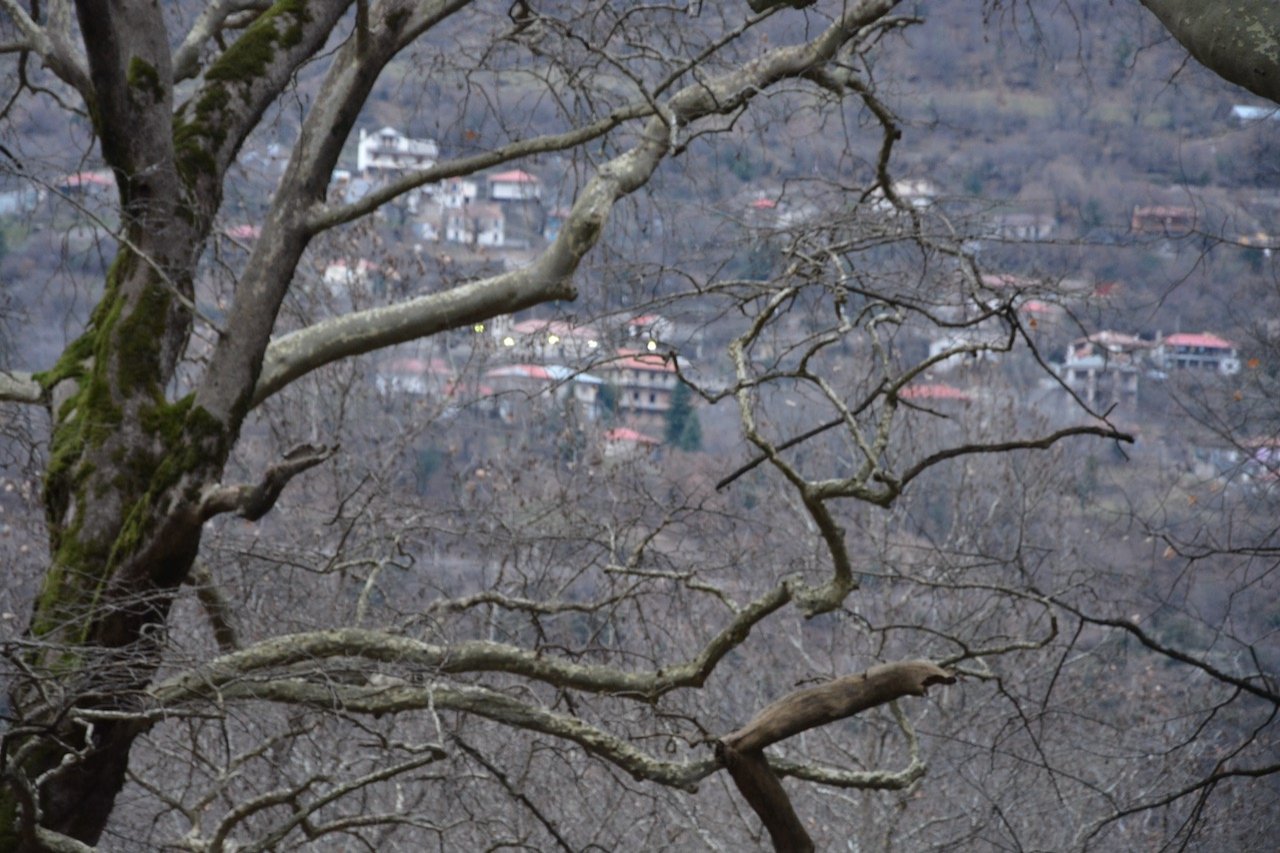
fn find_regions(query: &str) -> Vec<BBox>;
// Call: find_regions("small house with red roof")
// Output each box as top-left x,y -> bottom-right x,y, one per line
900,382 -> 973,404
488,169 -> 542,202
601,427 -> 662,460
1155,332 -> 1240,376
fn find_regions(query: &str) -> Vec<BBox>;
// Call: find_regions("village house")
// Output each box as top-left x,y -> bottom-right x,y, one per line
625,314 -> 674,346
322,258 -> 395,294
1131,205 -> 1196,237
595,350 -> 681,429
900,382 -> 973,405
986,211 -> 1056,241
52,169 -> 115,196
1060,331 -> 1152,411
483,364 -> 602,422
435,176 -> 479,208
357,126 -> 439,177
600,427 -> 662,460
487,169 -> 542,201
869,178 -> 939,212
1155,332 -> 1241,375
374,357 -> 455,397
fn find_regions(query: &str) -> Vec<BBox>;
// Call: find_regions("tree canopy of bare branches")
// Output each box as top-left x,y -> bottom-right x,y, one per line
0,0 -> 1277,850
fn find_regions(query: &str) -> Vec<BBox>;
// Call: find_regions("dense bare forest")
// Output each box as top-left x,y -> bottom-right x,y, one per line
0,0 -> 1277,850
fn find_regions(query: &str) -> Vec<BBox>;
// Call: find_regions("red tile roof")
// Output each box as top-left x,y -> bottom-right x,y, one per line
488,169 -> 540,183
901,383 -> 972,402
1163,332 -> 1235,349
608,350 -> 676,372
604,427 -> 660,445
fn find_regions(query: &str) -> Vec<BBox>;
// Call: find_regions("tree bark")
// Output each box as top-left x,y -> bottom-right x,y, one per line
1141,0 -> 1280,105
717,661 -> 955,852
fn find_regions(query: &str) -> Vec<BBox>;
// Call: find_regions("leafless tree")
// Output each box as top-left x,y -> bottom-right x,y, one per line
0,0 -> 1277,851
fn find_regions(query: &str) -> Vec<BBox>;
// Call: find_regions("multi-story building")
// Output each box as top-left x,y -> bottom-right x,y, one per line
1155,332 -> 1240,375
357,126 -> 439,177
1061,331 -> 1152,410
596,350 -> 680,429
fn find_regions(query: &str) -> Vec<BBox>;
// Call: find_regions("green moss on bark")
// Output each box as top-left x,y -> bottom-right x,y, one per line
29,247 -> 222,643
127,56 -> 163,103
206,0 -> 312,85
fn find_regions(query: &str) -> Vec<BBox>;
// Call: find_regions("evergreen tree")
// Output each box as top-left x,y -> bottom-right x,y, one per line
665,380 -> 703,451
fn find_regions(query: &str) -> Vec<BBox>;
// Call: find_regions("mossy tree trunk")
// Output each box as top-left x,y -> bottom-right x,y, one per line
2,1 -> 353,847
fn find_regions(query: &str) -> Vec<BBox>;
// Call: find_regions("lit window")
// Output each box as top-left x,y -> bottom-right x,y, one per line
502,336 -> 515,347
473,323 -> 485,333
547,334 -> 561,345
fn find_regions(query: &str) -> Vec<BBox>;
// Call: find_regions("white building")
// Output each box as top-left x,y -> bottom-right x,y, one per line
444,202 -> 505,247
357,126 -> 439,177
487,169 -> 542,201
435,176 -> 479,208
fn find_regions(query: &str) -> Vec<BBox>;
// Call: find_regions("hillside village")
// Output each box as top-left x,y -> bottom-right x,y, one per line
10,114 -> 1275,475
1,4 -> 1278,480
216,119 -> 1274,480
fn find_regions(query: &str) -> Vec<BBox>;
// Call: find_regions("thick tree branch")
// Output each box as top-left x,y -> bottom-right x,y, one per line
172,0 -> 268,83
720,661 -> 955,753
185,562 -> 241,653
1141,0 -> 1280,105
720,746 -> 814,852
171,677 -> 719,791
716,661 -> 953,853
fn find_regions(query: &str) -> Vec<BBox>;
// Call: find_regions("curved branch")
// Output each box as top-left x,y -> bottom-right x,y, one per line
153,583 -> 792,704
1140,0 -> 1280,105
198,443 -> 337,521
889,424 -> 1135,495
181,677 -> 718,791
716,661 -> 952,853
1050,598 -> 1280,706
720,660 -> 955,753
